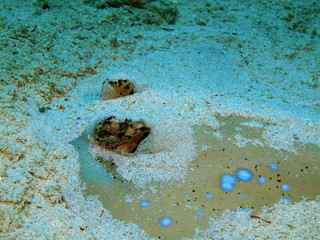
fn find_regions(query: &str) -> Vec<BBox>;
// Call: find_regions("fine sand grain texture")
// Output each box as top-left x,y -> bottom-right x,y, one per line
1,0 -> 319,239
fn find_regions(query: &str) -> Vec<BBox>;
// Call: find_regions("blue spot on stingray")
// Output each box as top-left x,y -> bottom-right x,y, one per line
158,217 -> 173,227
220,174 -> 237,185
219,182 -> 235,192
282,183 -> 291,191
258,176 -> 267,184
139,200 -> 149,208
240,194 -> 246,199
236,168 -> 254,182
197,210 -> 204,216
205,193 -> 213,199
281,197 -> 291,203
269,163 -> 279,171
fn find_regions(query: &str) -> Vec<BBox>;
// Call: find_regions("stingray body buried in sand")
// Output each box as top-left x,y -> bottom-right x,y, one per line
71,77 -> 320,240
3,1 -> 320,239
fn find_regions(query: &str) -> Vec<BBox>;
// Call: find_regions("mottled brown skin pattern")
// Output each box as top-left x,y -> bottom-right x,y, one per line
101,79 -> 135,100
94,117 -> 150,153
116,127 -> 151,153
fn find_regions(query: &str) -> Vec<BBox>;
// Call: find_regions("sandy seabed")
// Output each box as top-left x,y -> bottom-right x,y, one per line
1,0 -> 319,239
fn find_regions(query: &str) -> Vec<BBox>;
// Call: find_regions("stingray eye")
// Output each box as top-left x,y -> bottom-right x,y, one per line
101,78 -> 135,100
93,117 -> 150,154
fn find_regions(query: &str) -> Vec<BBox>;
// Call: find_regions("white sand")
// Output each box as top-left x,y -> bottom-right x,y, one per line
1,0 -> 319,239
